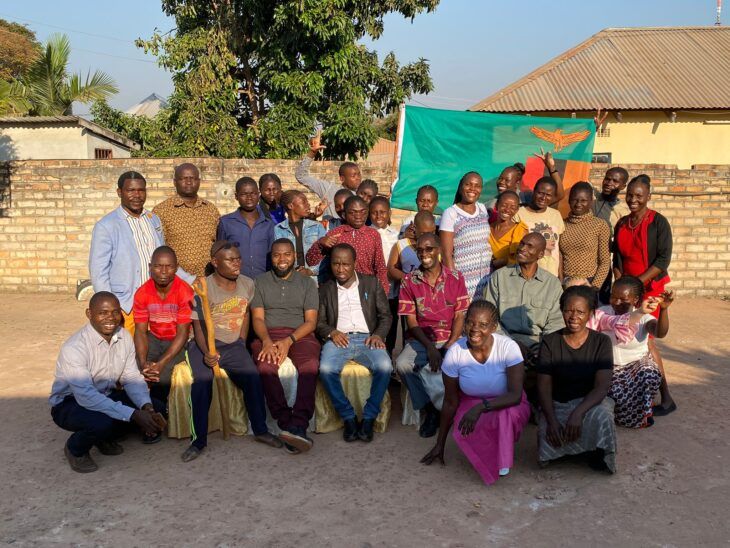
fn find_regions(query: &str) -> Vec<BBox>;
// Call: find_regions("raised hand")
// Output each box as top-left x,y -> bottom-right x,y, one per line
308,129 -> 326,158
533,147 -> 556,171
593,107 -> 608,128
658,290 -> 675,309
313,198 -> 329,218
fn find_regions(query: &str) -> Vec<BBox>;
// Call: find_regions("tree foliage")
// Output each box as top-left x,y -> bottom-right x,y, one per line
24,34 -> 118,116
0,19 -> 41,82
136,0 -> 437,159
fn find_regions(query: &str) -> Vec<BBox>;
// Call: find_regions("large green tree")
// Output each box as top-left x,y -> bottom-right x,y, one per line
137,0 -> 437,159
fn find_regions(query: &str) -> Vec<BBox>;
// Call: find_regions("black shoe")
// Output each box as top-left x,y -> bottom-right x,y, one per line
96,440 -> 124,456
358,418 -> 375,442
343,418 -> 359,442
64,445 -> 98,473
419,408 -> 440,438
652,402 -> 677,417
142,432 -> 162,445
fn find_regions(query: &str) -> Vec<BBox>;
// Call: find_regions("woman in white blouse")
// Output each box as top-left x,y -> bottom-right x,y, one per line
421,301 -> 530,484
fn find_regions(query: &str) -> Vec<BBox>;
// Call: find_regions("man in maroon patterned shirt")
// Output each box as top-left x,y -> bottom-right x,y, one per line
306,196 -> 389,292
396,233 -> 469,438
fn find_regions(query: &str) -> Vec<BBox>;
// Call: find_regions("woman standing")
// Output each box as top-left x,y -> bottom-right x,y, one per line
489,191 -> 528,270
559,182 -> 611,289
274,190 -> 326,279
537,286 -> 616,473
602,276 -> 673,428
440,172 -> 493,299
420,301 -> 530,485
613,174 -> 675,415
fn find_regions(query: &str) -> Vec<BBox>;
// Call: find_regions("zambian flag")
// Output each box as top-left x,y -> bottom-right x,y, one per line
390,106 -> 595,214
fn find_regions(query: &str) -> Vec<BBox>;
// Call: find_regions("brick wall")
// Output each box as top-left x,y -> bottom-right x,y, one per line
0,158 -> 728,296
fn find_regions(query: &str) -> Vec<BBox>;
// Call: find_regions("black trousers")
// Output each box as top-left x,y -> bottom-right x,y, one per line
188,338 -> 269,448
51,391 -> 165,457
146,333 -> 186,405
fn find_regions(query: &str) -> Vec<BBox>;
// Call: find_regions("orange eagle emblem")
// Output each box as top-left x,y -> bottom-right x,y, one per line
530,127 -> 590,152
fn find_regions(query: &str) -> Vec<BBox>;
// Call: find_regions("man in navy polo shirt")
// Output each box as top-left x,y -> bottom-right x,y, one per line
217,177 -> 276,279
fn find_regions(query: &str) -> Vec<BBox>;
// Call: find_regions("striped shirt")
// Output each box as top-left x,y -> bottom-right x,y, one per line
123,209 -> 157,288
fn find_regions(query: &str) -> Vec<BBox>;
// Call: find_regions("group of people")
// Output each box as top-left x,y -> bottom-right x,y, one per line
50,134 -> 677,484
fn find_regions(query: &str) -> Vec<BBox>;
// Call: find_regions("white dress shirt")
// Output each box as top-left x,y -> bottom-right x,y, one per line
49,324 -> 151,421
336,275 -> 370,334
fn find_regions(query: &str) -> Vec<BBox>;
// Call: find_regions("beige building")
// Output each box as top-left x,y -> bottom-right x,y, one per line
0,116 -> 139,161
470,27 -> 730,168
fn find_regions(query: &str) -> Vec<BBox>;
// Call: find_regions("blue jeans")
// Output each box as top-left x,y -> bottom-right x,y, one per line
319,333 -> 392,421
395,340 -> 444,410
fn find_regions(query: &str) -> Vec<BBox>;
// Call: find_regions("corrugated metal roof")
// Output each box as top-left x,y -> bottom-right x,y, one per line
0,115 -> 140,149
470,27 -> 730,112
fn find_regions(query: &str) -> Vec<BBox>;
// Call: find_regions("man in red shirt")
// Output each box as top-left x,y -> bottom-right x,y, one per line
396,233 -> 469,438
133,246 -> 193,434
305,196 -> 389,292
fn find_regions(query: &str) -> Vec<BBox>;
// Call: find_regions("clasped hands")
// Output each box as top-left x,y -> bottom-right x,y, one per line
329,330 -> 385,349
132,403 -> 167,437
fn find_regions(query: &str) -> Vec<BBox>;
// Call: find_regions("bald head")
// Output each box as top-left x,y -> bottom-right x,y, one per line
174,163 -> 201,199
516,233 -> 546,265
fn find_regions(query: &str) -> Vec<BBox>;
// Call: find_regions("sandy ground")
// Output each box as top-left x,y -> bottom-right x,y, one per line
1,294 -> 728,547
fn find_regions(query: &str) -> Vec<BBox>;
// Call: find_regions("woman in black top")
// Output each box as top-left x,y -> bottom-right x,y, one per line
536,285 -> 617,473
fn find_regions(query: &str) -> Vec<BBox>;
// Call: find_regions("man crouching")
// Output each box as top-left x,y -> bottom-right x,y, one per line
49,292 -> 166,473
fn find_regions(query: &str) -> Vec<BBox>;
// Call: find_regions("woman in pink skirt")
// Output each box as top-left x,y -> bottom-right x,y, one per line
421,301 -> 530,485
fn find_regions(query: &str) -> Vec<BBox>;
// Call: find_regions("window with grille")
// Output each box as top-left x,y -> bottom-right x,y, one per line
596,127 -> 610,138
94,148 -> 113,159
592,152 -> 612,163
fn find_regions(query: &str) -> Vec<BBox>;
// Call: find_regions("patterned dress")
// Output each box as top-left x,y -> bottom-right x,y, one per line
440,203 -> 493,300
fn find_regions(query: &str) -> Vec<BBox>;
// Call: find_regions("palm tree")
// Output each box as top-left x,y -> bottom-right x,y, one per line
24,34 -> 118,116
0,79 -> 31,116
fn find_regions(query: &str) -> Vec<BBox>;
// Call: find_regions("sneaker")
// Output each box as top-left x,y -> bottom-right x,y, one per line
279,429 -> 313,453
96,440 -> 124,456
498,468 -> 510,477
181,445 -> 203,462
64,444 -> 98,473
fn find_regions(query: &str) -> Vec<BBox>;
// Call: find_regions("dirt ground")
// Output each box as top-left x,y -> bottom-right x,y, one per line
1,294 -> 728,547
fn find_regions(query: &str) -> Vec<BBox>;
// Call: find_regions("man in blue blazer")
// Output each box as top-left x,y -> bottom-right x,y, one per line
89,171 -> 193,333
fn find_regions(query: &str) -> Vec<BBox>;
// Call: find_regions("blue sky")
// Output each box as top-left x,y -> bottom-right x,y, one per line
1,0 -> 716,114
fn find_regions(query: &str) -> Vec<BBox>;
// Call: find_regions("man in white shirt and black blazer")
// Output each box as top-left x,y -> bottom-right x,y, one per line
316,243 -> 392,442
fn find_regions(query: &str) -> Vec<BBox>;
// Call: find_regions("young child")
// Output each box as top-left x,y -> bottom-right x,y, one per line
321,188 -> 353,230
369,196 -> 399,353
399,185 -> 440,239
132,246 -> 194,434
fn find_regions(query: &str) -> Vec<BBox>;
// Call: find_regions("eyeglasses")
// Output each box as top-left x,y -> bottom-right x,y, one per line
416,246 -> 438,253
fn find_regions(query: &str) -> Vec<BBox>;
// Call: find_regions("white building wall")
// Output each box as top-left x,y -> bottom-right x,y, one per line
84,130 -> 132,159
0,125 -> 132,160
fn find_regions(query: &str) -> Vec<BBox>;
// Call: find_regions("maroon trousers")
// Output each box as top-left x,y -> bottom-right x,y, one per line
251,327 -> 320,431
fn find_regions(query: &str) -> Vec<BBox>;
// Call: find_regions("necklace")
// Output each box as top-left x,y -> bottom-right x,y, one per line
628,210 -> 647,229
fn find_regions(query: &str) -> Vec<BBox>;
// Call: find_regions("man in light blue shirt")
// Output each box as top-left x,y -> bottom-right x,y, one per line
50,292 -> 166,473
89,171 -> 194,333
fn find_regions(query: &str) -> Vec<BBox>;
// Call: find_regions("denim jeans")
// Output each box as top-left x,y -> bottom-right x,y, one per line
395,340 -> 445,410
319,333 -> 392,421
